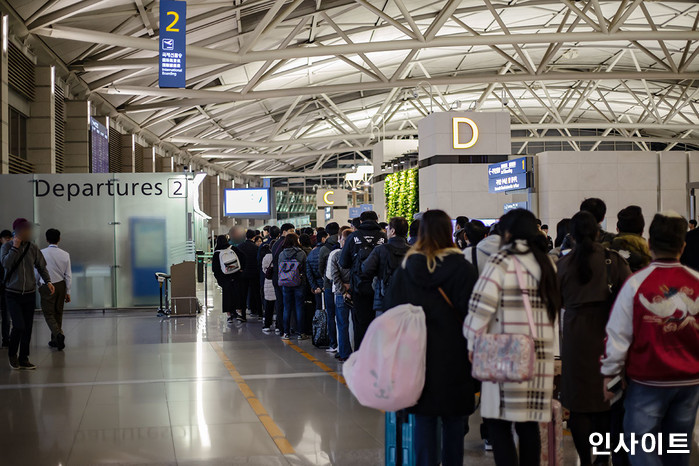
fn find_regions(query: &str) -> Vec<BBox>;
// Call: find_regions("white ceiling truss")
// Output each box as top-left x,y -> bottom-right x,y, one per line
6,0 -> 699,176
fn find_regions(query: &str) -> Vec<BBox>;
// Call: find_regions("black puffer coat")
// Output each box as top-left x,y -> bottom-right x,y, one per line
384,252 -> 478,416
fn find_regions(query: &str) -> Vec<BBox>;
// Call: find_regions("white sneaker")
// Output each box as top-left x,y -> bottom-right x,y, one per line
326,347 -> 338,353
262,327 -> 272,334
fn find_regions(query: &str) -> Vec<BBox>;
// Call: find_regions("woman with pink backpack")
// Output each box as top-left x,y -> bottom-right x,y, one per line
383,210 -> 479,466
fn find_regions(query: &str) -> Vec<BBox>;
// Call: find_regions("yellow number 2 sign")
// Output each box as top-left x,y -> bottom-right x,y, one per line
165,11 -> 180,32
452,117 -> 479,149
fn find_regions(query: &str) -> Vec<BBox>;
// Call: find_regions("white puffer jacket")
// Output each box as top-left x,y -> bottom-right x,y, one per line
261,253 -> 276,301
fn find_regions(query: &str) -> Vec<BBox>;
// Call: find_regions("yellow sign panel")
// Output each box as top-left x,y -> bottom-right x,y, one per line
323,190 -> 335,205
452,117 -> 479,149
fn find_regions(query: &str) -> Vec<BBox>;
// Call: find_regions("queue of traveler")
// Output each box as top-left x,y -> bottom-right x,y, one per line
0,219 -> 72,370
212,199 -> 698,466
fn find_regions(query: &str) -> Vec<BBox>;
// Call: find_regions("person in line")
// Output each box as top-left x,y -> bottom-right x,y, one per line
258,226 -> 281,331
581,197 -> 616,244
0,229 -> 12,347
318,222 -> 340,351
350,217 -> 361,231
464,209 -> 560,466
38,228 -> 72,351
681,217 -> 699,272
542,224 -> 553,251
271,223 -> 296,333
339,210 -> 387,349
602,212 -> 699,466
260,246 -> 277,334
408,219 -> 420,245
299,233 -> 315,334
689,219 -> 697,231
278,233 -> 308,341
306,230 -> 328,327
0,218 -> 55,370
234,228 -> 262,322
361,216 -> 411,313
253,235 -> 263,247
609,205 -> 651,273
549,218 -> 572,259
385,210 -> 479,466
328,228 -> 353,361
262,225 -> 271,239
464,222 -> 501,274
212,235 -> 245,324
453,216 -> 470,250
557,211 -> 631,466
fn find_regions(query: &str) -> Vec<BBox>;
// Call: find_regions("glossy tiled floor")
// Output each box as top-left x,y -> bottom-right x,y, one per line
0,274 -> 697,465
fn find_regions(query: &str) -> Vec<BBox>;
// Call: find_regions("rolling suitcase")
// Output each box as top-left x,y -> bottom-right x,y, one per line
385,412 -> 441,466
540,399 -> 564,466
386,411 -> 416,466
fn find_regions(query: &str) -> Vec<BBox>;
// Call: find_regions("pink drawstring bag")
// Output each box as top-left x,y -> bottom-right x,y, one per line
342,304 -> 427,412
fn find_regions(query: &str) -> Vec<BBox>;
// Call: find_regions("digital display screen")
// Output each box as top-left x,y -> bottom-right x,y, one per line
90,118 -> 109,173
224,188 -> 271,217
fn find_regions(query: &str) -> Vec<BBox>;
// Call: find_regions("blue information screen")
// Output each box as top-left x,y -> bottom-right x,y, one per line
504,201 -> 529,213
487,157 -> 528,179
489,172 -> 529,193
159,0 -> 187,88
90,118 -> 109,173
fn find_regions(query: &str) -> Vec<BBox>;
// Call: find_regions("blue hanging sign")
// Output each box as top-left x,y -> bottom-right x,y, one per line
349,207 -> 362,219
159,0 -> 187,88
487,157 -> 528,179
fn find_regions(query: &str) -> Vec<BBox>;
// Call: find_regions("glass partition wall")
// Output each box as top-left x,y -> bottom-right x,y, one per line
0,173 -> 205,309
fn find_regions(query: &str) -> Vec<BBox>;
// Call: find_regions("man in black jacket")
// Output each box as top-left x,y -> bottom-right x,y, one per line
230,228 -> 261,322
318,222 -> 340,348
340,211 -> 387,348
361,216 -> 410,313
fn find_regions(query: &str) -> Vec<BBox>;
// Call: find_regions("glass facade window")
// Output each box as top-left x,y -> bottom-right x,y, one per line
9,106 -> 27,160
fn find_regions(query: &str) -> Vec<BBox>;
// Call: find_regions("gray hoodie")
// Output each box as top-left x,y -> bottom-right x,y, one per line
463,234 -> 501,275
1,241 -> 51,294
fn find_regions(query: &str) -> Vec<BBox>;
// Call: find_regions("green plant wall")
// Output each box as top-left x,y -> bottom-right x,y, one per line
385,167 -> 419,223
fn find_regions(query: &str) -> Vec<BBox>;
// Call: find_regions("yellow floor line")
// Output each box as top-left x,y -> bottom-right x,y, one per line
282,340 -> 348,387
211,342 -> 295,455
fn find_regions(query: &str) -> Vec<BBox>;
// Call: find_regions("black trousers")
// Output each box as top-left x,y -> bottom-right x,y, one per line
569,411 -> 611,466
273,283 -> 284,330
486,419 -> 540,466
351,291 -> 375,350
237,276 -> 261,318
0,291 -> 10,345
263,299 -> 275,328
6,291 -> 36,362
220,280 -> 235,314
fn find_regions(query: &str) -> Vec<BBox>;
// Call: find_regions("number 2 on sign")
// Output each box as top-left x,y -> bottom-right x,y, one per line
166,11 -> 180,31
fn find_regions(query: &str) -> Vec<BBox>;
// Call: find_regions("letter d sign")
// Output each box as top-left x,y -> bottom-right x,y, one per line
452,117 -> 479,149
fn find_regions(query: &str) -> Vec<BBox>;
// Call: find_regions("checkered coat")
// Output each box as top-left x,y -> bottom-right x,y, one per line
463,241 -> 555,423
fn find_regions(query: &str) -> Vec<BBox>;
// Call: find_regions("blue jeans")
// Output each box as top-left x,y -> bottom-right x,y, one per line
324,288 -> 337,348
334,294 -> 352,359
624,381 -> 699,466
282,286 -> 304,335
414,414 -> 466,466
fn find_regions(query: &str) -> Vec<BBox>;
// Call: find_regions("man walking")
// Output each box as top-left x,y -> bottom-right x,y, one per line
39,228 -> 71,351
235,228 -> 262,322
0,218 -> 54,370
0,229 -> 12,347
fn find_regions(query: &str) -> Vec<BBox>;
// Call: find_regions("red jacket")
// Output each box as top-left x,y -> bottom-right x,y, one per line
602,260 -> 699,387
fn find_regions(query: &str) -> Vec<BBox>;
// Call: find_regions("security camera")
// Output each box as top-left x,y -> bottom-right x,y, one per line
411,89 -> 419,99
502,97 -> 510,107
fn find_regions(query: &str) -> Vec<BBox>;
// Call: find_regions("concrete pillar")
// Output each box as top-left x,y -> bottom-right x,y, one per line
26,66 -> 55,173
143,146 -> 156,172
0,19 -> 8,174
120,133 -> 135,173
156,155 -> 173,172
210,175 -> 223,234
220,179 -> 234,233
63,100 -> 90,173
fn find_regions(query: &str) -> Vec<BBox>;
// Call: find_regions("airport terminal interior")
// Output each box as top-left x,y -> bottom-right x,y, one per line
0,0 -> 699,464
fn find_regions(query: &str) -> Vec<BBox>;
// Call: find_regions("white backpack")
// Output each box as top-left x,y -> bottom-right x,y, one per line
219,247 -> 241,274
342,303 -> 427,411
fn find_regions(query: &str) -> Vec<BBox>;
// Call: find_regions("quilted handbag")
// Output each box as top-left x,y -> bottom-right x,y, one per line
471,258 -> 537,383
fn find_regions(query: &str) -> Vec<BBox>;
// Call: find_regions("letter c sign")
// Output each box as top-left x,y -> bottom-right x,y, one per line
452,117 -> 479,149
323,190 -> 335,205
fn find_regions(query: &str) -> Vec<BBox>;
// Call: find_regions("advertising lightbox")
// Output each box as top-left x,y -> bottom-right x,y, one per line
224,188 -> 272,218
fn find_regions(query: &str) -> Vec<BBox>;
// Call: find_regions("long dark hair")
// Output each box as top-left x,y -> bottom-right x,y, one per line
215,235 -> 229,250
499,209 -> 561,323
405,210 -> 461,273
554,218 -> 571,248
569,211 -> 599,285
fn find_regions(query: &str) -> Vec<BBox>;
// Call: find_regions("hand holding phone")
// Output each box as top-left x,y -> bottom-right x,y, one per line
603,375 -> 624,404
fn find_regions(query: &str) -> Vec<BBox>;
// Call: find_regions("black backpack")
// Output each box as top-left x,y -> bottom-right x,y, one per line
379,244 -> 405,299
351,232 -> 378,293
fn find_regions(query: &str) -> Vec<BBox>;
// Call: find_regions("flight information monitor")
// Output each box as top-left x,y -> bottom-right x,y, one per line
223,188 -> 272,217
90,118 -> 109,173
